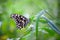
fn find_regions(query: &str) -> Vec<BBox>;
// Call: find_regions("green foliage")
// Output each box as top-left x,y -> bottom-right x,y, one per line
0,0 -> 60,40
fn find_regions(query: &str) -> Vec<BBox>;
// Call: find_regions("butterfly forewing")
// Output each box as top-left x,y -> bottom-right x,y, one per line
11,14 -> 29,29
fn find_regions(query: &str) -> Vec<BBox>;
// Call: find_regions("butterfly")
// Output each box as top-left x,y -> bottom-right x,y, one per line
11,14 -> 29,29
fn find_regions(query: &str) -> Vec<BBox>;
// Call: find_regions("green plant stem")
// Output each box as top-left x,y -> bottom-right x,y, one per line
36,10 -> 45,40
36,10 -> 46,40
36,17 -> 39,40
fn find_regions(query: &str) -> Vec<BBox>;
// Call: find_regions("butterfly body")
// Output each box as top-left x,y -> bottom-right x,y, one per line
11,14 -> 29,29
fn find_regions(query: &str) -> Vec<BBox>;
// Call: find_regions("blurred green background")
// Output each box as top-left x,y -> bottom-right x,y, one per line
0,0 -> 60,40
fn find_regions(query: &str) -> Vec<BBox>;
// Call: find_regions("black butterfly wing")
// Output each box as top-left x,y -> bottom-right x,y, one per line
11,14 -> 29,29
